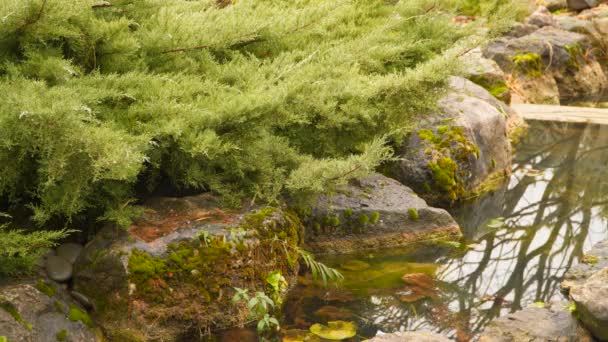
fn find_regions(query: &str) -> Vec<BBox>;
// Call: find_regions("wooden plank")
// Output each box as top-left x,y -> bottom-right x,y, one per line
511,104 -> 608,125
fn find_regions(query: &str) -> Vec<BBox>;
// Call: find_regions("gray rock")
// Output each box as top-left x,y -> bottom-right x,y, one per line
304,173 -> 460,254
539,0 -> 568,11
504,23 -> 540,38
0,283 -> 98,342
368,331 -> 451,342
525,6 -> 555,27
510,73 -> 561,104
567,0 -> 598,11
45,255 -> 73,282
569,267 -> 608,341
56,242 -> 84,264
392,77 -> 512,205
478,305 -> 592,342
73,194 -> 301,341
562,239 -> 608,291
483,26 -> 608,102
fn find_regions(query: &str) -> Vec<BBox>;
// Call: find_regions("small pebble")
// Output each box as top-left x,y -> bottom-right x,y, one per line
45,256 -> 73,282
56,243 -> 84,264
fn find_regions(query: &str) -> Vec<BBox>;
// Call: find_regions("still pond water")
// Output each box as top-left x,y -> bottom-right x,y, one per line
281,120 -> 608,341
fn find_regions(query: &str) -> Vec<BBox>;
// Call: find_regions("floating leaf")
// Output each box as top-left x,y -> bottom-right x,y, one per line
529,301 -> 545,308
309,320 -> 357,340
486,217 -> 505,229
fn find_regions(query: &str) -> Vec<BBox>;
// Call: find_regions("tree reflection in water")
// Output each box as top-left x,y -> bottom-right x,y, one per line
284,121 -> 608,341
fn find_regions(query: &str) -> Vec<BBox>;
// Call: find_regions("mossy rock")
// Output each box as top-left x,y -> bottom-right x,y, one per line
73,193 -> 302,341
304,173 -> 460,254
392,77 -> 512,206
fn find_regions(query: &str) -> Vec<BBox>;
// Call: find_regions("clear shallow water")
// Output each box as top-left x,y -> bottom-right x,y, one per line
282,121 -> 608,341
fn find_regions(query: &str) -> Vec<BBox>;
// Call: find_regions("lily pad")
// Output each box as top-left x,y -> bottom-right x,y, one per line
340,260 -> 370,271
309,320 -> 357,340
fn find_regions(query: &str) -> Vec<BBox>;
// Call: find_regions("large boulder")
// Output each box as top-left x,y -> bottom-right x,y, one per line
0,282 -> 99,342
483,26 -> 608,103
303,173 -> 460,254
569,267 -> 608,340
73,194 -> 302,341
478,305 -> 592,342
391,77 -> 513,206
368,331 -> 451,342
562,239 -> 608,291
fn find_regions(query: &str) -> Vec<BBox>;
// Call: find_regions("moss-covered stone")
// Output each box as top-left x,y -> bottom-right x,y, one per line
74,202 -> 302,340
56,329 -> 68,341
512,52 -> 543,77
68,305 -> 93,328
35,279 -> 56,298
408,208 -> 419,221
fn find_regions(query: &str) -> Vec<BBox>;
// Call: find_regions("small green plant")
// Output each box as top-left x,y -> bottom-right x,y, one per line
0,336 -> 7,342
232,289 -> 279,336
298,249 -> 343,286
358,214 -> 370,225
197,230 -> 212,246
370,212 -> 380,224
230,227 -> 247,243
265,270 -> 288,306
408,208 -> 419,221
343,209 -> 353,218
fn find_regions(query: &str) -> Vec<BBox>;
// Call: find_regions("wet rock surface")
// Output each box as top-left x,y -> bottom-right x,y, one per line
562,239 -> 608,291
73,194 -> 301,341
304,173 -> 460,254
478,305 -> 592,342
391,77 -> 512,206
368,331 -> 451,342
0,282 -> 98,342
569,267 -> 608,340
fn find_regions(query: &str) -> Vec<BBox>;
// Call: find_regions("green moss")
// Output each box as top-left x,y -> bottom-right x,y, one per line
0,298 -> 32,330
313,222 -> 321,233
56,329 -> 68,341
489,84 -> 509,99
370,212 -> 380,224
358,214 -> 369,225
408,208 -> 419,221
35,279 -> 56,298
343,208 -> 353,218
428,157 -> 459,200
54,300 -> 65,314
512,52 -> 542,78
68,305 -> 93,327
0,336 -> 7,342
417,125 -> 479,201
491,158 -> 496,169
325,215 -> 340,227
565,43 -> 583,70
581,254 -> 599,264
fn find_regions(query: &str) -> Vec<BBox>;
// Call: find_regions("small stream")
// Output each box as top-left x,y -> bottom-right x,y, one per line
281,120 -> 608,341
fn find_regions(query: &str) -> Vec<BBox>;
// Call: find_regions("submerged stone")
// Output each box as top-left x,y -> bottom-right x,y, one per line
309,320 -> 357,340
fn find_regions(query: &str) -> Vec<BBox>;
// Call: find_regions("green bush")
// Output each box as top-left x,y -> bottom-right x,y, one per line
0,0 -> 519,228
0,215 -> 68,277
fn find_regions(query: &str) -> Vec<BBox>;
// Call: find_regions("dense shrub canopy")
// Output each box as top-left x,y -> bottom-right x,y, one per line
0,0 -> 520,227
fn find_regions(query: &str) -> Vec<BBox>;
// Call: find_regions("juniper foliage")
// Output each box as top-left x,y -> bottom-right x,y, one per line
0,0 -> 520,227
